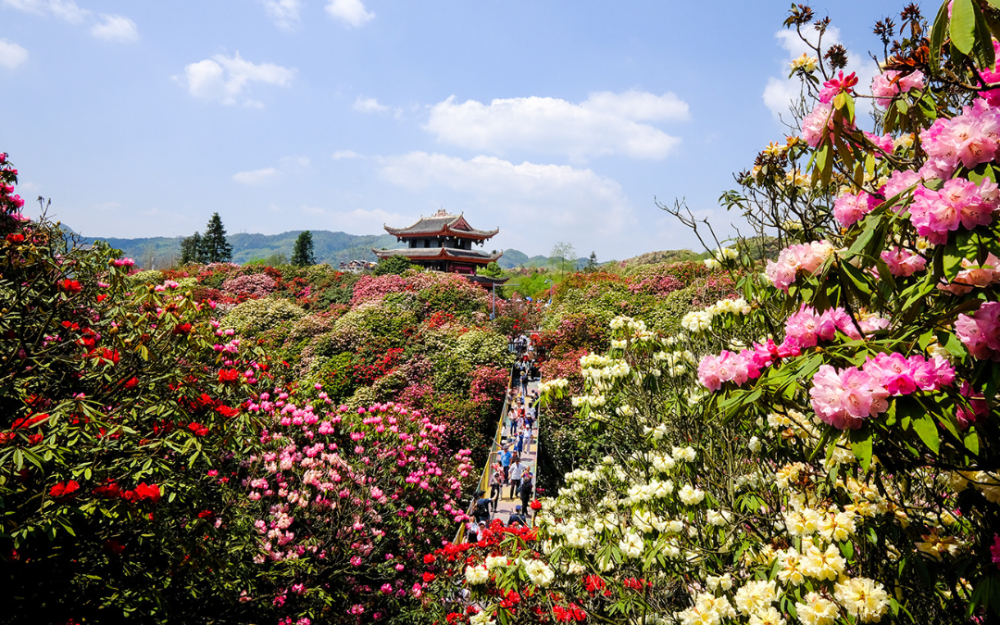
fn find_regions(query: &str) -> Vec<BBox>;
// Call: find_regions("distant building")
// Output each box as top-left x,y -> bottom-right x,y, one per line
373,210 -> 502,274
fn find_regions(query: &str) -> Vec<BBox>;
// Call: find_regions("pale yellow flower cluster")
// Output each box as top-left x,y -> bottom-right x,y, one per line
789,53 -> 819,73
681,298 -> 751,333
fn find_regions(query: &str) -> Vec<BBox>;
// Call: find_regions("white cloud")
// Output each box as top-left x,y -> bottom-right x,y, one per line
4,0 -> 142,43
258,0 -> 301,30
177,52 -> 295,106
326,0 -> 374,27
91,14 -> 138,42
0,39 -> 28,69
2,0 -> 89,23
233,167 -> 280,185
302,206 -> 407,234
353,96 -> 388,113
233,156 -> 308,185
378,152 -> 637,254
332,150 -> 362,160
762,26 -> 879,120
425,90 -> 688,161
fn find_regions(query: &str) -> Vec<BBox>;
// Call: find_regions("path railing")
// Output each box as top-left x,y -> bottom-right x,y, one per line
452,361 -> 516,544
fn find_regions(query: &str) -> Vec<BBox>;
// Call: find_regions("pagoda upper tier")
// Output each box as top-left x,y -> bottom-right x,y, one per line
374,210 -> 502,274
384,210 -> 499,242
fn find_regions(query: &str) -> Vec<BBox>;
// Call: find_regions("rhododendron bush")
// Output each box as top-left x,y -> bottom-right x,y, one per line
0,157 -> 272,622
242,389 -> 474,623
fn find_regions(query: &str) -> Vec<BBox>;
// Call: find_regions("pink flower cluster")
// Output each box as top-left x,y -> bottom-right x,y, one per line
870,70 -> 925,108
696,350 -> 766,391
938,253 -> 1000,294
764,241 -> 835,292
920,99 -> 1000,181
784,305 -> 861,348
698,306 -> 893,392
909,177 -> 999,244
880,247 -> 926,277
810,353 -> 954,430
833,191 -> 878,228
222,273 -> 277,299
863,131 -> 895,156
801,72 -> 859,147
956,301 -> 1000,360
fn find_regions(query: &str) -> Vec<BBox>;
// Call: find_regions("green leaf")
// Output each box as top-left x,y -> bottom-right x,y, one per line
912,412 -> 941,454
951,0 -> 977,56
930,0 -> 952,70
974,0 -> 996,69
965,429 -> 980,455
850,428 -> 873,471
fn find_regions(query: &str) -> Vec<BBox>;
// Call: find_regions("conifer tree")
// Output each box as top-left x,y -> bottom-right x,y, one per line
180,231 -> 204,264
291,231 -> 315,267
586,251 -> 598,272
200,213 -> 233,263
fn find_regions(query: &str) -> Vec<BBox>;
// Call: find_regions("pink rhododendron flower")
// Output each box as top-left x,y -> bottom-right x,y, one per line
871,69 -> 925,107
920,99 -> 1000,176
801,101 -> 833,147
818,70 -> 858,103
764,241 -> 835,292
809,365 -> 890,430
833,191 -> 878,228
881,170 -> 923,206
909,178 -> 999,244
863,130 -> 895,155
697,350 -> 763,391
958,381 -> 989,429
880,246 -> 926,277
784,305 -> 862,348
956,300 -> 1000,360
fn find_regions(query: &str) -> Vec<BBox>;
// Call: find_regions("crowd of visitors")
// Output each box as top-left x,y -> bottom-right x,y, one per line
464,334 -> 541,543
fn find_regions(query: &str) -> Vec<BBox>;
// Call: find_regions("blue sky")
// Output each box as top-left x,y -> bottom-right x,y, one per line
2,0 -> 907,260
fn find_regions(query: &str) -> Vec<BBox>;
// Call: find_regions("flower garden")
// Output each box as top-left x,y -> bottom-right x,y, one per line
7,3 -> 1000,624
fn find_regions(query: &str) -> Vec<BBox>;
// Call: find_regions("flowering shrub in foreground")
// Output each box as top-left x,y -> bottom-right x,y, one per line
0,156 -> 271,623
242,389 -> 475,623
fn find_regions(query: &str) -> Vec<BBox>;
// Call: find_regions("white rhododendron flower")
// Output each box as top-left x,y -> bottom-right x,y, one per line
523,559 -> 555,587
678,484 -> 705,505
464,564 -> 489,585
833,577 -> 891,623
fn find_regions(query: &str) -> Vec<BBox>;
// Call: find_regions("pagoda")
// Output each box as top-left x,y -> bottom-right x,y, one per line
373,210 -> 502,275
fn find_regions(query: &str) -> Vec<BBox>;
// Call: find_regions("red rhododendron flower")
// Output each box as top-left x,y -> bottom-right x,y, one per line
6,233 -> 24,243
59,279 -> 82,294
173,322 -> 192,335
216,405 -> 239,418
423,554 -> 435,565
124,376 -> 139,389
530,499 -> 542,511
197,510 -> 213,519
135,482 -> 161,504
50,480 -> 79,498
188,422 -> 209,436
422,572 -> 435,583
218,368 -> 239,383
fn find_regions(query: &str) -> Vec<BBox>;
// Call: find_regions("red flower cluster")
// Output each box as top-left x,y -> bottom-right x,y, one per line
552,603 -> 587,622
622,577 -> 651,591
173,322 -> 193,335
59,279 -> 82,294
5,233 -> 24,244
188,422 -> 209,436
49,480 -> 80,498
197,509 -> 213,519
218,368 -> 239,383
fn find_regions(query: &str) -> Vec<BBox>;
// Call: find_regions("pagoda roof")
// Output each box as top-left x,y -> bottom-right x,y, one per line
384,210 -> 499,240
372,247 -> 503,264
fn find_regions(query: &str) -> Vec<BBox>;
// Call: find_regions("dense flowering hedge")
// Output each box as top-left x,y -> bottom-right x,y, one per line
241,390 -> 475,624
0,156 -> 273,622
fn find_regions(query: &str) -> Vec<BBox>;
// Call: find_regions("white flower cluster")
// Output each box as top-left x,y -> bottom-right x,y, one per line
522,558 -> 555,587
537,378 -> 569,396
680,298 -> 750,333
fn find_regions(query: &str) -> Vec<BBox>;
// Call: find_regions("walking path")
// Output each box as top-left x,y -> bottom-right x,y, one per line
490,378 -> 539,525
453,360 -> 542,543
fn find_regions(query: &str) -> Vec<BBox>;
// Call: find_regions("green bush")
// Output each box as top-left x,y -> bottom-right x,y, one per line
220,297 -> 306,335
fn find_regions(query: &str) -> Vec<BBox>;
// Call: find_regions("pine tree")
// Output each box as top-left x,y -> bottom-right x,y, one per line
291,231 -> 316,267
180,232 -> 204,264
586,251 -> 598,272
200,213 -> 233,263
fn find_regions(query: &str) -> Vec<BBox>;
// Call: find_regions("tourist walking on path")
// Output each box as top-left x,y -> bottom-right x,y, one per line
500,446 -> 512,481
519,469 -> 534,517
489,467 -> 503,512
507,459 -> 523,499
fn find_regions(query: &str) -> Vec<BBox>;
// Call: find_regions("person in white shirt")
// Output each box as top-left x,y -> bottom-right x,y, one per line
507,460 -> 524,499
